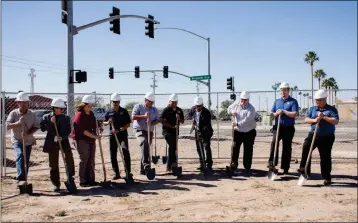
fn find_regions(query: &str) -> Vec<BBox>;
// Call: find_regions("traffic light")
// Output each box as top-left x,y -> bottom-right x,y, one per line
230,94 -> 236,101
109,7 -> 120,35
163,66 -> 168,78
227,77 -> 233,90
75,71 -> 87,83
145,14 -> 154,38
109,67 -> 114,79
61,0 -> 67,24
135,66 -> 140,78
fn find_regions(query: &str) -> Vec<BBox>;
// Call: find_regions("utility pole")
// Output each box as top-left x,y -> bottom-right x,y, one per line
266,96 -> 268,113
258,95 -> 261,112
196,81 -> 199,96
66,0 -> 75,120
150,72 -> 158,97
28,68 -> 36,94
92,91 -> 97,106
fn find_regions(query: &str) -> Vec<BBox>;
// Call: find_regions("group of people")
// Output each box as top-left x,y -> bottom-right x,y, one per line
6,81 -> 339,192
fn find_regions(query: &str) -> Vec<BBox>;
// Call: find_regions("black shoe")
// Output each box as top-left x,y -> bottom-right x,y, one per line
80,182 -> 90,187
140,170 -> 145,175
267,162 -> 274,169
112,174 -> 121,180
88,181 -> 100,186
197,166 -> 204,171
323,179 -> 331,186
53,185 -> 60,192
283,169 -> 289,175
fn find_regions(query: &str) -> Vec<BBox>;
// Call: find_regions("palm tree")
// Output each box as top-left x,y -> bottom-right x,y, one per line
305,51 -> 320,104
314,69 -> 326,89
298,91 -> 302,109
321,77 -> 339,104
293,86 -> 298,98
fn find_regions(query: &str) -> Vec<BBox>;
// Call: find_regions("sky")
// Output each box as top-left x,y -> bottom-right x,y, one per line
1,1 -> 357,110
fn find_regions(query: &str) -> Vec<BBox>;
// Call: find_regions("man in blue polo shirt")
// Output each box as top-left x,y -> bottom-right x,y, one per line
297,89 -> 339,186
268,82 -> 299,174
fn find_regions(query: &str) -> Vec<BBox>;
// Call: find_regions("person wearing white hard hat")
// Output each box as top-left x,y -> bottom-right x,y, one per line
227,91 -> 257,174
6,92 -> 40,185
102,93 -> 132,180
40,98 -> 75,192
268,82 -> 299,175
188,96 -> 214,171
72,94 -> 101,187
132,92 -> 160,175
160,94 -> 184,173
297,89 -> 339,186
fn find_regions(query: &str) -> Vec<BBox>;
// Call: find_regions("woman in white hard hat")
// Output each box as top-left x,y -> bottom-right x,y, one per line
131,92 -> 160,176
227,91 -> 257,174
160,93 -> 185,173
40,98 -> 75,192
72,95 -> 101,187
268,82 -> 299,175
188,96 -> 214,171
6,92 -> 40,185
298,89 -> 339,186
103,93 -> 132,180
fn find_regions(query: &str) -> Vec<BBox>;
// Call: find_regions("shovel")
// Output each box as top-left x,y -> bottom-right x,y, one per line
146,117 -> 156,180
18,124 -> 33,195
110,123 -> 134,185
298,120 -> 320,186
268,114 -> 281,181
96,123 -> 115,189
53,121 -> 77,194
162,143 -> 168,164
172,118 -> 182,177
194,126 -> 211,177
152,127 -> 160,164
226,116 -> 237,177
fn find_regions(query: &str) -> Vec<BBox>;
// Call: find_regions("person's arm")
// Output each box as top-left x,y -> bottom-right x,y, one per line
132,104 -> 147,120
27,113 -> 40,135
151,108 -> 161,125
271,101 -> 279,117
237,106 -> 256,127
283,100 -> 299,118
178,108 -> 184,124
227,101 -> 238,115
64,115 -> 72,137
40,114 -> 49,132
304,107 -> 317,124
102,111 -> 111,126
322,107 -> 339,125
161,108 -> 175,128
120,110 -> 132,131
6,111 -> 21,130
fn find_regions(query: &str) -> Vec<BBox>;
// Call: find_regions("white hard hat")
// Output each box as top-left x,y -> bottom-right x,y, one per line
279,82 -> 290,89
240,91 -> 250,100
314,89 -> 328,99
169,93 -> 178,102
144,92 -> 155,102
110,93 -> 122,101
82,95 -> 95,104
194,96 -> 204,105
15,92 -> 30,102
51,98 -> 66,108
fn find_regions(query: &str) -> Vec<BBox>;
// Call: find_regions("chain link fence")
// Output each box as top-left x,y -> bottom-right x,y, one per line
1,89 -> 357,180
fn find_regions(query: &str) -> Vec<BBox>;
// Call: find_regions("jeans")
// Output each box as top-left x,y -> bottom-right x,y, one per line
13,142 -> 32,181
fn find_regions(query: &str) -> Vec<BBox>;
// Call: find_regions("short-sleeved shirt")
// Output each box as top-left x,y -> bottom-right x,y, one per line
6,108 -> 40,146
105,107 -> 131,139
306,104 -> 339,136
271,96 -> 299,126
160,106 -> 184,134
132,104 -> 160,132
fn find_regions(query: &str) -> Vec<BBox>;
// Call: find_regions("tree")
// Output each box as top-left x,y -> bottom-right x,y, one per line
74,96 -> 83,107
305,51 -> 320,104
124,101 -> 140,111
218,99 -> 232,119
322,77 -> 339,104
314,69 -> 327,89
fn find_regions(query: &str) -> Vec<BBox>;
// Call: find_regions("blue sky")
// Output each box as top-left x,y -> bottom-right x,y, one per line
2,1 -> 357,109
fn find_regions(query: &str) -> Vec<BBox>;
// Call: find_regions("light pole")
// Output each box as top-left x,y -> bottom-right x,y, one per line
154,27 -> 211,111
28,68 -> 36,94
271,82 -> 280,101
150,71 -> 158,96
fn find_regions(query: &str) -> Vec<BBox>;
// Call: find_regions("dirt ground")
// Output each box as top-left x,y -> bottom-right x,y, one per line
1,136 -> 357,222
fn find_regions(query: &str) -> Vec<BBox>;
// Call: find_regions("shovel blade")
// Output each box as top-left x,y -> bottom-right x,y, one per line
152,156 -> 159,164
18,183 -> 33,195
162,156 -> 168,164
64,181 -> 78,194
297,174 -> 307,186
226,166 -> 234,178
268,169 -> 277,181
146,168 -> 156,180
125,174 -> 135,185
172,166 -> 182,177
100,181 -> 115,189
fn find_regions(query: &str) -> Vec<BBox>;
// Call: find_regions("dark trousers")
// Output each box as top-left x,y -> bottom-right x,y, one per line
231,129 -> 257,171
299,133 -> 335,181
195,134 -> 213,168
134,130 -> 153,172
164,132 -> 177,170
268,125 -> 295,171
109,135 -> 131,174
76,140 -> 96,184
48,145 -> 75,187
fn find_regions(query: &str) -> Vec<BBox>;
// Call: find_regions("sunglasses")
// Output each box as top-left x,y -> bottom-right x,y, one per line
241,99 -> 248,101
315,99 -> 324,102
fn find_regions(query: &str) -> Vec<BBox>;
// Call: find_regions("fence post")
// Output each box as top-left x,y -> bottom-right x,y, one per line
216,93 -> 219,159
1,92 -> 5,177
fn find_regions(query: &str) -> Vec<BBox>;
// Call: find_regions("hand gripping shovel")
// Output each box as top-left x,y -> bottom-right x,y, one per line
194,126 -> 210,177
96,123 -> 115,189
110,123 -> 134,185
268,115 -> 281,181
18,123 -> 33,195
162,143 -> 168,164
146,117 -> 156,180
298,120 -> 320,186
172,118 -> 182,177
53,121 -> 77,194
152,127 -> 160,164
226,116 -> 237,177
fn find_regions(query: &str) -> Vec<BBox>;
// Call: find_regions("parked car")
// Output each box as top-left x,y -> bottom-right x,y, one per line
93,107 -> 106,122
33,109 -> 52,121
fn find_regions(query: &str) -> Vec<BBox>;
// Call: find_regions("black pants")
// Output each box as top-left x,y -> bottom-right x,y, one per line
109,135 -> 131,174
48,145 -> 75,187
299,133 -> 335,181
231,129 -> 256,171
164,132 -> 177,170
268,125 -> 295,171
195,134 -> 213,168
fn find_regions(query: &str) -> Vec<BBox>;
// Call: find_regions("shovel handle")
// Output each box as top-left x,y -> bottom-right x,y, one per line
304,119 -> 321,176
230,116 -> 236,164
53,118 -> 71,182
272,115 -> 281,167
146,114 -> 152,162
21,123 -> 28,182
110,122 -> 130,176
96,122 -> 107,182
175,118 -> 179,164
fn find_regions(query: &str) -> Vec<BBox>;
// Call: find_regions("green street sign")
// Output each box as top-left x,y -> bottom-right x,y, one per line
190,75 -> 211,81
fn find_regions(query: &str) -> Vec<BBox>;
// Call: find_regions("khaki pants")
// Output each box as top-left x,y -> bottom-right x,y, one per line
48,145 -> 75,187
76,140 -> 96,184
